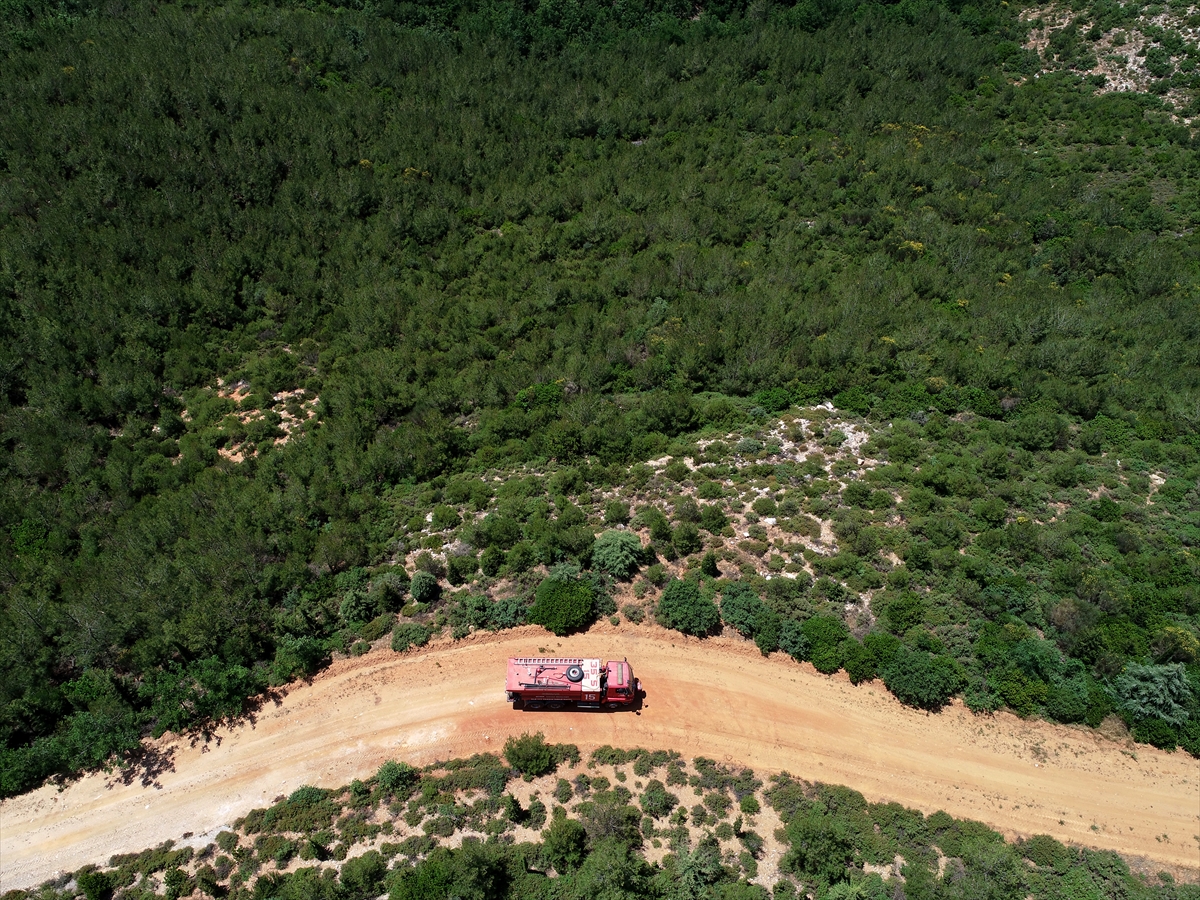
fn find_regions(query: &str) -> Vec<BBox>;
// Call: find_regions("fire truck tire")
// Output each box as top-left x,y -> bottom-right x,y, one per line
548,700 -> 566,710
565,665 -> 584,682
525,700 -> 543,710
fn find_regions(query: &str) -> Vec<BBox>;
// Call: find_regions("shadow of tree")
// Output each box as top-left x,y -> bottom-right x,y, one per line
109,744 -> 178,789
107,686 -> 286,789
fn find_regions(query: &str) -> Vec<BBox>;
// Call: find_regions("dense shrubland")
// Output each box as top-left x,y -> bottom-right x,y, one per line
3,0 -> 1200,795
13,739 -> 1195,900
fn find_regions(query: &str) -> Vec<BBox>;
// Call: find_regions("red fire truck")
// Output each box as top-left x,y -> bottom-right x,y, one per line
505,657 -> 640,710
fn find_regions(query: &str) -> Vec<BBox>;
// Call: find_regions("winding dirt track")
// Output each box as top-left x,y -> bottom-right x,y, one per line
3,623 -> 1199,889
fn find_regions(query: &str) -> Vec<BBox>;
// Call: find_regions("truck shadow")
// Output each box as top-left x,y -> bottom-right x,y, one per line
518,693 -> 646,714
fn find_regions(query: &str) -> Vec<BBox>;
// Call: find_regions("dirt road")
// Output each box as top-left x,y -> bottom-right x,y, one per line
3,623 -> 1198,889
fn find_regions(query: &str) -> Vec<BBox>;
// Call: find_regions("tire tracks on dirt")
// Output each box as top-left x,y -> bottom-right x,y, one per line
3,623 -> 1198,889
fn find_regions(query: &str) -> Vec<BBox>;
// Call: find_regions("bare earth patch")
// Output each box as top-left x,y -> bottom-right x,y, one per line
1021,2 -> 1200,117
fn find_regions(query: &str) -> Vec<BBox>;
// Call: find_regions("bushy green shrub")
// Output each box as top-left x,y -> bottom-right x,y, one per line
339,590 -> 375,625
673,522 -> 703,556
593,530 -> 644,579
700,504 -> 729,533
430,505 -> 461,531
391,623 -> 433,653
542,816 -> 588,872
1113,663 -> 1193,726
656,579 -> 720,636
634,507 -> 674,543
164,867 -> 191,899
1045,666 -> 1089,723
340,850 -> 386,898
507,542 -> 537,574
376,760 -> 420,797
480,545 -> 504,576
503,732 -> 555,777
371,571 -> 409,610
77,868 -> 114,900
670,497 -> 698,522
781,804 -> 855,884
878,592 -> 927,635
271,636 -> 327,686
1020,834 -> 1070,868
1132,716 -> 1180,750
842,640 -> 877,684
639,780 -> 679,819
446,553 -> 478,586
863,631 -> 902,669
527,576 -> 596,636
249,786 -> 339,834
755,611 -> 782,656
409,571 -> 440,605
765,576 -> 812,620
358,613 -> 394,644
473,514 -> 523,550
802,616 -> 850,674
605,500 -> 631,525
882,648 -> 965,711
779,620 -> 810,662
752,496 -> 777,516
720,582 -> 767,637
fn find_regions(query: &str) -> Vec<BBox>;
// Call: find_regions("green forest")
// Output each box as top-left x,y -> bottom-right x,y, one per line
2,0 -> 1200,802
15,739 -> 1200,900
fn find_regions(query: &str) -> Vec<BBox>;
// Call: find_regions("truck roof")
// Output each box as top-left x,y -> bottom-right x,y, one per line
506,657 -> 602,693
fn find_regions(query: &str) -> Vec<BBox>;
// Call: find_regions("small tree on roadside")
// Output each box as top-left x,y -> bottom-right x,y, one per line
802,615 -> 850,674
528,577 -> 596,636
656,579 -> 720,636
779,620 -> 810,662
882,648 -> 965,711
720,582 -> 767,637
376,759 -> 420,797
391,622 -> 433,653
1113,662 -> 1193,726
504,731 -> 555,778
842,640 -> 877,685
76,869 -> 114,900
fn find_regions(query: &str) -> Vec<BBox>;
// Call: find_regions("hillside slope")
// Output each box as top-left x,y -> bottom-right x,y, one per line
3,0 -> 1199,797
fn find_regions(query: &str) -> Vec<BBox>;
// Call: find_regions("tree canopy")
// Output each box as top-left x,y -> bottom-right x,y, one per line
3,0 -> 1200,796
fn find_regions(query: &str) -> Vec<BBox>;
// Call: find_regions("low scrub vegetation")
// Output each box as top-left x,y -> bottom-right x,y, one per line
15,741 -> 1190,900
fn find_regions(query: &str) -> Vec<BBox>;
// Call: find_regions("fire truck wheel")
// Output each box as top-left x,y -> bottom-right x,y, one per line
565,665 -> 584,682
525,700 -> 543,710
549,700 -> 565,710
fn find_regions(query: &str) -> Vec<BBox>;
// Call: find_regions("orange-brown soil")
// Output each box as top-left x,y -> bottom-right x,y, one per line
3,622 -> 1198,889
